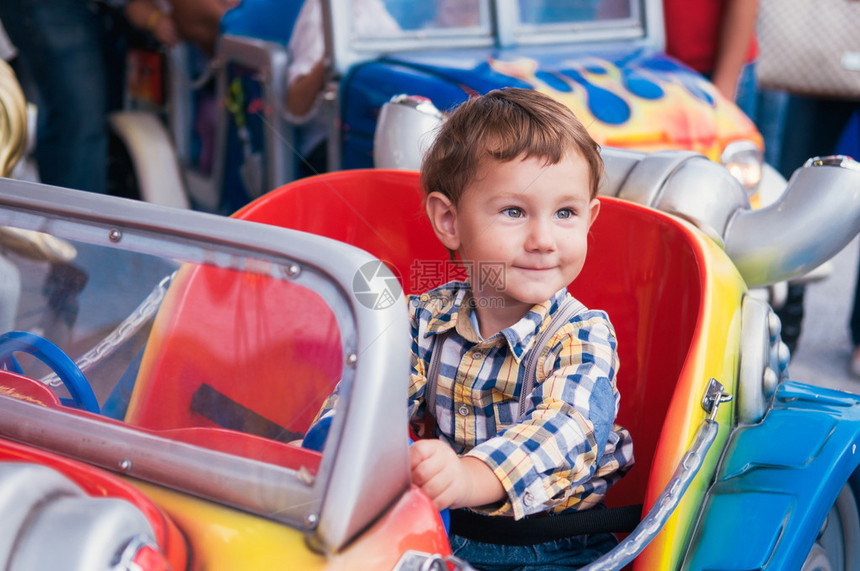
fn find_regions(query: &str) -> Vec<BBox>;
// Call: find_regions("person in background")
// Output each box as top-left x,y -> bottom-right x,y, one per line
663,0 -> 758,114
663,0 -> 815,357
284,0 -> 400,177
0,0 -> 238,197
0,0 -> 125,195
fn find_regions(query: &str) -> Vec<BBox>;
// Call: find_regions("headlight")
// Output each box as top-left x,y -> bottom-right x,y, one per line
721,140 -> 763,196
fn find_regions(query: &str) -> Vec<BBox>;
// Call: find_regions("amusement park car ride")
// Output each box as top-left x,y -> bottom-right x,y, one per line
0,149 -> 859,569
2,1 -> 860,569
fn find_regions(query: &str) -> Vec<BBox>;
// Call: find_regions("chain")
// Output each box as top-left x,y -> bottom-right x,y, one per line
41,272 -> 175,387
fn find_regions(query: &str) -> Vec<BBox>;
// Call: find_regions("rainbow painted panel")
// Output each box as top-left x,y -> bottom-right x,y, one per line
632,219 -> 747,570
130,480 -> 450,570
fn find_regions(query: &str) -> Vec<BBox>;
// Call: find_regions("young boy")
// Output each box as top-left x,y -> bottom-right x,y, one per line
408,87 -> 634,568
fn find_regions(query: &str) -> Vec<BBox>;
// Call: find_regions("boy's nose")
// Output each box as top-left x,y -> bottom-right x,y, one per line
525,220 -> 556,252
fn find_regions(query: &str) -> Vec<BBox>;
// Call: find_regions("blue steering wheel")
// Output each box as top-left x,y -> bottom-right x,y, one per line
0,331 -> 100,414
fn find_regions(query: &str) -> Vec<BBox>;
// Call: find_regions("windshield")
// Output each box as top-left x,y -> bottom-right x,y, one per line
6,239 -> 344,443
337,0 -> 494,60
0,185 -> 358,526
370,0 -> 490,34
349,0 -> 641,42
332,0 -> 650,72
518,0 -> 633,24
513,0 -> 644,43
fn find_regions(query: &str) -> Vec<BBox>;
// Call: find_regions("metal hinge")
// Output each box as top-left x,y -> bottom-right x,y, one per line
702,378 -> 733,421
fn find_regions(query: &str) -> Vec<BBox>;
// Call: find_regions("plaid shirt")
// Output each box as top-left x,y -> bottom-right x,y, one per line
409,281 -> 634,520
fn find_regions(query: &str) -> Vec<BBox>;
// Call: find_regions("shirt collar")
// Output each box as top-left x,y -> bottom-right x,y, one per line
425,284 -> 570,362
501,287 -> 569,362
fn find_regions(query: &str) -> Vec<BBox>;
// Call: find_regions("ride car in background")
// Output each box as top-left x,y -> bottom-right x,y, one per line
111,0 -> 766,212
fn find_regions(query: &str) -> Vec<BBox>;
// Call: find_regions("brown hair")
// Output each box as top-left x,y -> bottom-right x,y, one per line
420,88 -> 603,204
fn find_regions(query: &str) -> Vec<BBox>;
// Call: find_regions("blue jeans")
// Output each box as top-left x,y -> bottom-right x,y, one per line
0,0 -> 113,194
752,88 -> 789,168
450,532 -> 618,570
732,62 -> 758,120
777,96 -> 859,179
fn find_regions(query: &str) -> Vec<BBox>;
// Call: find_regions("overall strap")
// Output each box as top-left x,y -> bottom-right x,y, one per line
518,296 -> 585,419
424,328 -> 449,422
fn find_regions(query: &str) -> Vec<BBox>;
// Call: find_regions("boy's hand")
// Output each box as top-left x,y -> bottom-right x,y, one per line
409,439 -> 505,511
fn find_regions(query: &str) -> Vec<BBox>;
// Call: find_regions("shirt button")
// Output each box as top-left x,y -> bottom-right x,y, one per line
523,492 -> 534,506
458,405 -> 470,416
472,351 -> 483,360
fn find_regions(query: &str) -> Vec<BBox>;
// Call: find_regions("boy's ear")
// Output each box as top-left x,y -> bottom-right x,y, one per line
425,191 -> 461,251
587,198 -> 601,228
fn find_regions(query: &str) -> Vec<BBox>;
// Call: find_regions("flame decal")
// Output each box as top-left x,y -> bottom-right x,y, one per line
487,54 -> 761,160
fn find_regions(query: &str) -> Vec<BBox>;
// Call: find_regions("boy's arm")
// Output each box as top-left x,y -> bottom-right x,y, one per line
712,0 -> 758,100
410,439 -> 505,510
465,314 -> 630,520
283,0 -> 325,121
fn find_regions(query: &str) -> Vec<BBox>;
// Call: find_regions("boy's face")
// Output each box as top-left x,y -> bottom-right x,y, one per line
427,152 -> 600,322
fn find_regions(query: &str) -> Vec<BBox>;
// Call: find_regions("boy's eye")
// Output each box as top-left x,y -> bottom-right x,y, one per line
502,207 -> 524,218
556,208 -> 574,219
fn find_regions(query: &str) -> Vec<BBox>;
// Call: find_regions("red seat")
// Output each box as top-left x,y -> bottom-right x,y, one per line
232,169 -> 704,510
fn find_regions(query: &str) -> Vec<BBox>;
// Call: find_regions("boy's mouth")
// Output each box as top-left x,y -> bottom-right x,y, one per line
514,266 -> 555,272
514,265 -> 556,272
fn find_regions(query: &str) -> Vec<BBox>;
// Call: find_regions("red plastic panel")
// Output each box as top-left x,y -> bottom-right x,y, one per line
235,170 -> 449,295
0,371 -> 61,407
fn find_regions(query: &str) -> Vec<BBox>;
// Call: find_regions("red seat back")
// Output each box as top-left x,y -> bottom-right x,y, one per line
127,258 -> 344,440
